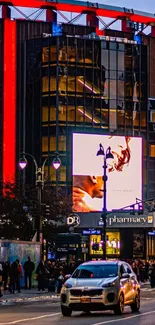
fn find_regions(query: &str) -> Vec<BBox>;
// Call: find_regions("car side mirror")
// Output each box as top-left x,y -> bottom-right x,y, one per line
121,273 -> 130,279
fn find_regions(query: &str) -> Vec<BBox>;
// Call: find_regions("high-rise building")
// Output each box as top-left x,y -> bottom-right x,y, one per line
0,0 -> 155,259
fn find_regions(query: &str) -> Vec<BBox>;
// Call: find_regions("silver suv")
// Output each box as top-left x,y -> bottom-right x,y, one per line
60,260 -> 140,316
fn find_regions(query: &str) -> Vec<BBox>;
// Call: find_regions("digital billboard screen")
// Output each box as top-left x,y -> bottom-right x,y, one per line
72,133 -> 142,212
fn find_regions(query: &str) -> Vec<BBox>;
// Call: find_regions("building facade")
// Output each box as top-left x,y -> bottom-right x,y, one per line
0,2 -> 155,259
25,30 -> 155,260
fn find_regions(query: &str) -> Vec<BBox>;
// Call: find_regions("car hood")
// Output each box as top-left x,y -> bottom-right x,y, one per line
67,276 -> 118,288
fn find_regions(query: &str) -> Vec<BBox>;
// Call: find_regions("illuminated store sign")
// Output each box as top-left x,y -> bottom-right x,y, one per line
108,215 -> 153,226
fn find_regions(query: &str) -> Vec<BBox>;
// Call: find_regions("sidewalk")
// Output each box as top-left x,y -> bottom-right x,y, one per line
0,288 -> 60,305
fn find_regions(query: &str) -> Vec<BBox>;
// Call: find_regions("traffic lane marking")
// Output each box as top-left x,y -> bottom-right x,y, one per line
90,310 -> 155,325
0,312 -> 61,325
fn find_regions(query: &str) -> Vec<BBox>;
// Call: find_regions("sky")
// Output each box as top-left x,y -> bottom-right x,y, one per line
0,0 -> 154,30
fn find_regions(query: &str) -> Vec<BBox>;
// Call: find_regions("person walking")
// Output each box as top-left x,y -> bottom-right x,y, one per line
16,259 -> 22,293
36,261 -> 46,292
9,260 -> 18,294
9,259 -> 22,293
24,257 -> 35,290
2,261 -> 10,291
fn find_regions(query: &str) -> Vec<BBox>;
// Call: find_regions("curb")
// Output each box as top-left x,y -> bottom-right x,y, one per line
0,295 -> 60,305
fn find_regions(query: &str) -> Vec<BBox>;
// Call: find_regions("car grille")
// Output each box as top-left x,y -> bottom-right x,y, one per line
70,289 -> 103,297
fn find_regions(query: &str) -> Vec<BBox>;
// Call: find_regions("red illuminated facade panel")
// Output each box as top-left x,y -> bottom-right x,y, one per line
3,19 -> 16,184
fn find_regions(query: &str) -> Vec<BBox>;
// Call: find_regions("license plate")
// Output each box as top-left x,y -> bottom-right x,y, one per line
80,297 -> 91,303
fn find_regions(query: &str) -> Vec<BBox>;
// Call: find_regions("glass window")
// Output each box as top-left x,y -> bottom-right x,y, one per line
76,107 -> 84,122
110,71 -> 116,79
140,111 -> 146,127
124,264 -> 132,274
44,166 -> 56,182
101,41 -> 108,49
72,264 -> 118,279
59,166 -> 66,182
143,140 -> 147,156
59,46 -> 67,61
106,232 -> 120,255
42,77 -> 57,93
118,110 -> 124,126
59,105 -> 66,121
110,80 -> 116,99
42,107 -> 48,122
42,77 -> 49,92
68,45 -> 76,62
133,111 -> 140,127
41,137 -> 56,152
120,265 -> 126,276
110,51 -> 116,70
68,106 -> 75,122
77,39 -> 84,63
109,42 -> 117,50
50,46 -> 57,61
150,145 -> 155,157
151,111 -> 155,122
58,136 -> 66,151
118,43 -> 125,52
85,40 -> 93,64
42,136 -> 48,152
50,107 -> 56,121
109,109 -> 117,130
50,136 -> 56,151
101,49 -> 109,70
42,47 -> 49,63
118,52 -> 124,71
125,109 -> 132,127
42,106 -> 57,123
59,76 -> 67,93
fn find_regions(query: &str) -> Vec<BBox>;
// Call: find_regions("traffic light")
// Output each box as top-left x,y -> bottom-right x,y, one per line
130,204 -> 135,215
138,203 -> 143,215
41,204 -> 50,217
45,205 -> 50,217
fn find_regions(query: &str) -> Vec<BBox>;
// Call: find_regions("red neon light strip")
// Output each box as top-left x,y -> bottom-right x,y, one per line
3,19 -> 16,184
1,0 -> 155,24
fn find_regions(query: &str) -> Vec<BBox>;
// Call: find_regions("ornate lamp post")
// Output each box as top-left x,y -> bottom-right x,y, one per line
18,152 -> 61,244
97,144 -> 114,260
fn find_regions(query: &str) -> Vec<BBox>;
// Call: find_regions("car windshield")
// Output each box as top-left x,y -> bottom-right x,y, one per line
72,264 -> 118,279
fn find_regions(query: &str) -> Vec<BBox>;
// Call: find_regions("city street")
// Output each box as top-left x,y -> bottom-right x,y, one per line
0,290 -> 155,325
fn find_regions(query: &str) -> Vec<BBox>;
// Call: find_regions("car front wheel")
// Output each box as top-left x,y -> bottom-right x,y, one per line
131,291 -> 140,313
114,294 -> 124,315
61,305 -> 72,317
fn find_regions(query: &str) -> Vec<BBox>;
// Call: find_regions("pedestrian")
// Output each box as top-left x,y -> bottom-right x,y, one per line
57,268 -> 64,294
150,263 -> 155,288
0,263 -> 3,297
24,256 -> 35,290
9,259 -> 22,294
2,261 -> 10,291
36,261 -> 46,292
16,259 -> 22,293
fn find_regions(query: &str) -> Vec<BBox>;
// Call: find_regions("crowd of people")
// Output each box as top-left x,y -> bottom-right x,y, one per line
0,257 -> 81,297
0,257 -> 155,298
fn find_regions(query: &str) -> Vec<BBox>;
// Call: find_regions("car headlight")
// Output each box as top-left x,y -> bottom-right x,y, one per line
63,283 -> 72,289
102,281 -> 116,288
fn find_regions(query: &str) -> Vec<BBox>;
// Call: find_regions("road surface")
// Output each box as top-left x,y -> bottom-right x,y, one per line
0,289 -> 155,325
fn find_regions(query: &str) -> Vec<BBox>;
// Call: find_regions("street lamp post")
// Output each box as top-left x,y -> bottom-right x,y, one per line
18,152 -> 61,245
97,144 -> 114,260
